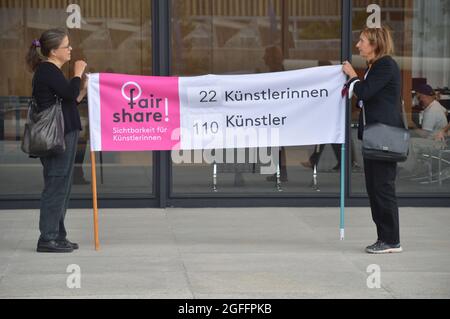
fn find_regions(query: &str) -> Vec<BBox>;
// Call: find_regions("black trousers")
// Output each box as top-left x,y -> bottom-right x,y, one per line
309,144 -> 341,166
39,130 -> 79,241
363,158 -> 400,244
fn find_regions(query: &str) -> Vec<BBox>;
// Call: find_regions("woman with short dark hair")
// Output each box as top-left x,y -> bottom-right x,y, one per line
342,26 -> 404,254
26,28 -> 87,253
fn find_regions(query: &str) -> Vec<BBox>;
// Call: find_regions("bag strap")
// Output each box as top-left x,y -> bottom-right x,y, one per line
31,74 -> 61,106
362,102 -> 366,127
362,98 -> 408,129
31,74 -> 38,93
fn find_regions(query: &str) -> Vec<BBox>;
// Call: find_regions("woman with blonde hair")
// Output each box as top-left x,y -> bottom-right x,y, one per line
342,26 -> 404,254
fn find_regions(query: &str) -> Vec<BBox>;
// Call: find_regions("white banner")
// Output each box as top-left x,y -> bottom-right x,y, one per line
179,65 -> 346,150
87,65 -> 346,151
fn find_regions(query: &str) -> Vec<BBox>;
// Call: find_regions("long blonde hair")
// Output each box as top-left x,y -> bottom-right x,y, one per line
361,25 -> 395,64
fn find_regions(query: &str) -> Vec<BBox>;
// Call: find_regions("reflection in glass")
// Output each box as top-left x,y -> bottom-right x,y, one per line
350,0 -> 450,195
0,0 -> 153,198
171,0 -> 342,195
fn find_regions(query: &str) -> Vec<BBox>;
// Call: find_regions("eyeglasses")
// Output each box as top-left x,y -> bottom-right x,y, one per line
57,45 -> 72,50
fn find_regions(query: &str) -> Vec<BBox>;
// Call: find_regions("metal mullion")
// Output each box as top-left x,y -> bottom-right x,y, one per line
341,0 -> 352,202
152,0 -> 171,208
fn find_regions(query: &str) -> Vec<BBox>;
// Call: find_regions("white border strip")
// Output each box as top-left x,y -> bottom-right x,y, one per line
87,73 -> 102,151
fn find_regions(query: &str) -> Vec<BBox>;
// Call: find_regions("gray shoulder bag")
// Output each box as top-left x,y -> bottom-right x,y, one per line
361,100 -> 410,162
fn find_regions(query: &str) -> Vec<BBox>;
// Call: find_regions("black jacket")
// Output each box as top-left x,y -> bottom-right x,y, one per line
351,55 -> 403,140
32,62 -> 82,135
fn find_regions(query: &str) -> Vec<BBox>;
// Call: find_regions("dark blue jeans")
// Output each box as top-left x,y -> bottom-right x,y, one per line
39,130 -> 79,242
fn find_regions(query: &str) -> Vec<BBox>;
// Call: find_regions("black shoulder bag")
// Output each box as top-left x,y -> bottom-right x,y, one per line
361,100 -> 410,162
21,95 -> 66,157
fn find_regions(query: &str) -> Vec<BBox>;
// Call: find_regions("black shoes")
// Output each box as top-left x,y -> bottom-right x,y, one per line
58,239 -> 79,250
36,239 -> 79,253
36,240 -> 73,253
365,240 -> 402,254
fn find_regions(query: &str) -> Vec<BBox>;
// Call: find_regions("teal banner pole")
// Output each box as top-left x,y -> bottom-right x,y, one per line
340,143 -> 345,240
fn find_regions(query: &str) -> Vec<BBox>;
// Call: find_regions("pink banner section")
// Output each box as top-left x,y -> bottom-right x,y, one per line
99,73 -> 180,151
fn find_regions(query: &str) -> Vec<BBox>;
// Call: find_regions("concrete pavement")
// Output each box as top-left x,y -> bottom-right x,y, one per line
0,207 -> 449,299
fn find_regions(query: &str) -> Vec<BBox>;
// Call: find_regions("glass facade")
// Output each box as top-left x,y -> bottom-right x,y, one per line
0,0 -> 449,207
170,0 -> 342,195
350,0 -> 450,196
0,0 -> 153,200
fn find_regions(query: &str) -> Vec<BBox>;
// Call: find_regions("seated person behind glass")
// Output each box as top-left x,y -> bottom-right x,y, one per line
434,122 -> 450,141
400,84 -> 448,174
411,84 -> 448,138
